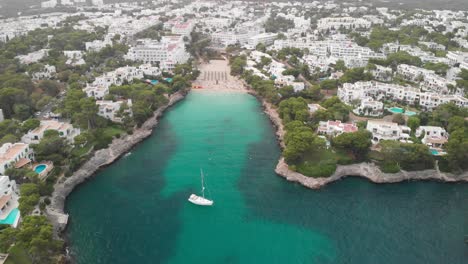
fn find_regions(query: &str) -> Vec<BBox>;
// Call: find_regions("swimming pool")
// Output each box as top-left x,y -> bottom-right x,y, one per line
0,208 -> 19,225
388,107 -> 404,113
388,107 -> 417,116
150,80 -> 159,85
34,164 -> 47,174
430,149 -> 439,155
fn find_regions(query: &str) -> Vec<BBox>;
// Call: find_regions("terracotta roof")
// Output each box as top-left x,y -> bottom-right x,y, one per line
425,137 -> 448,144
0,194 -> 11,209
14,158 -> 31,169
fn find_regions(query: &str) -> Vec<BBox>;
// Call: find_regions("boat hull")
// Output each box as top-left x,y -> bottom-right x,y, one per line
188,194 -> 213,206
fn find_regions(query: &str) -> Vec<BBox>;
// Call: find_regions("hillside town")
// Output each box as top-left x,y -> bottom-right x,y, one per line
0,0 -> 467,263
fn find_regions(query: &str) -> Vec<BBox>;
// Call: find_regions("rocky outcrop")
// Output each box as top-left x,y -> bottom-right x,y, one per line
251,91 -> 468,190
275,158 -> 468,189
46,92 -> 186,234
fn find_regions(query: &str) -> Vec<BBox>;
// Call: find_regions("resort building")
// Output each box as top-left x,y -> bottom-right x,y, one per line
96,99 -> 133,123
317,120 -> 358,136
354,97 -> 384,117
415,126 -> 449,148
125,36 -> 190,71
371,65 -> 393,82
366,120 -> 411,144
338,81 -> 468,110
245,33 -> 278,49
21,120 -> 80,144
396,64 -> 454,94
171,21 -> 195,37
84,65 -> 153,99
317,17 -> 371,31
0,176 -> 20,228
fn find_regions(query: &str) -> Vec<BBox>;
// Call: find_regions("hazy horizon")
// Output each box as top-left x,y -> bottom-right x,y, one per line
0,0 -> 467,17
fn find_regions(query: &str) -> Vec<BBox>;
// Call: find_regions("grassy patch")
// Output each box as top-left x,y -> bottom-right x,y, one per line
71,143 -> 93,157
92,126 -> 126,150
5,245 -> 32,264
379,162 -> 401,173
293,148 -> 339,178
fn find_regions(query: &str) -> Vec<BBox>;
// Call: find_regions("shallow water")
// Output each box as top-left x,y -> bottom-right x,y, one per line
67,92 -> 468,264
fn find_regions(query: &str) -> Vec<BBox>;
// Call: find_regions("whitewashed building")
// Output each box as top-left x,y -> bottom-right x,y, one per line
366,120 -> 411,144
415,126 -> 449,148
21,120 -> 80,144
31,65 -> 56,80
0,143 -> 34,175
317,120 -> 358,136
0,176 -> 20,228
125,36 -> 190,71
96,99 -> 133,123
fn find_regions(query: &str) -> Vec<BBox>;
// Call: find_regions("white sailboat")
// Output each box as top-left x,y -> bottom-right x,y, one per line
188,169 -> 214,206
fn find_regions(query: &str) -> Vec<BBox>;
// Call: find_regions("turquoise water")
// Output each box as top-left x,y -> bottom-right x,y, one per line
430,149 -> 439,155
66,92 -> 468,264
389,107 -> 404,113
34,164 -> 47,174
388,107 -> 417,116
0,208 -> 19,225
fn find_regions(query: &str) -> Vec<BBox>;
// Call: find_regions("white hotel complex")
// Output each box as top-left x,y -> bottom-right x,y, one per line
338,81 -> 468,110
125,36 -> 190,71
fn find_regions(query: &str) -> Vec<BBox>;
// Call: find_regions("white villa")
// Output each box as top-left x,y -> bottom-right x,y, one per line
64,50 -> 86,66
415,126 -> 449,149
317,120 -> 358,136
0,143 -> 34,175
354,97 -> 384,117
15,49 -> 49,65
0,176 -> 20,228
21,120 -> 80,144
366,120 -> 411,144
96,99 -> 133,123
31,64 -> 56,80
85,37 -> 113,52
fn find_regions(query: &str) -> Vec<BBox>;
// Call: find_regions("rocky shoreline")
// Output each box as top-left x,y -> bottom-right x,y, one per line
46,91 -> 186,234
250,91 -> 468,189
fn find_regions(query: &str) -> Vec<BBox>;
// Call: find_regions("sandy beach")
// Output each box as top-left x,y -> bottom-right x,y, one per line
193,59 -> 247,93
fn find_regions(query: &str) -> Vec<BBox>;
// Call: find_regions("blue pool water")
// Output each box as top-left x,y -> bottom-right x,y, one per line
389,107 -> 404,113
0,208 -> 19,225
165,78 -> 173,83
34,164 -> 47,174
388,107 -> 417,116
430,149 -> 439,155
151,80 -> 159,85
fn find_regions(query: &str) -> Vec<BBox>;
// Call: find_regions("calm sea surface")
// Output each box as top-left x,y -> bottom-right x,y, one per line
66,92 -> 468,264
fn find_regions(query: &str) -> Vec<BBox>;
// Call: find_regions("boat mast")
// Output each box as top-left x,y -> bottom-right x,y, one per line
200,168 -> 205,198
